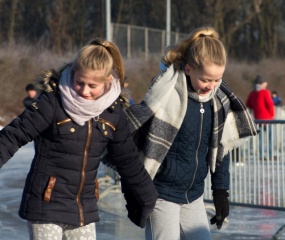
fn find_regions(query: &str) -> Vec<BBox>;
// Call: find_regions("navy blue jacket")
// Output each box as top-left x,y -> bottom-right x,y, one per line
0,79 -> 157,226
154,97 -> 230,204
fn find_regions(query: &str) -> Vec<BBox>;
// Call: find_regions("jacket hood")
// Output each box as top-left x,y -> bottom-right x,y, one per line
34,69 -> 61,93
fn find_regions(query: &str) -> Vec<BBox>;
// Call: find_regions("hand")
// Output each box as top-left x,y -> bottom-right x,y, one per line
121,179 -> 155,228
210,189 -> 229,229
138,203 -> 155,228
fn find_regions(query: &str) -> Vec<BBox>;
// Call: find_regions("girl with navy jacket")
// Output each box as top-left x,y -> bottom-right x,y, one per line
123,27 -> 257,240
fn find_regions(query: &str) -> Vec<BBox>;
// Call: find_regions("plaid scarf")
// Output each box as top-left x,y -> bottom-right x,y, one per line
124,65 -> 257,179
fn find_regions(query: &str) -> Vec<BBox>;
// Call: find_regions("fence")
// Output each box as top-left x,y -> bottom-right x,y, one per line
204,119 -> 285,211
111,23 -> 188,58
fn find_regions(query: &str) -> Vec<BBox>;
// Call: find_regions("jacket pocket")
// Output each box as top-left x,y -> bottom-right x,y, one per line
44,176 -> 56,203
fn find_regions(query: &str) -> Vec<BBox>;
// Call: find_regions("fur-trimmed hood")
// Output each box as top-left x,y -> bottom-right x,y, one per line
34,69 -> 61,93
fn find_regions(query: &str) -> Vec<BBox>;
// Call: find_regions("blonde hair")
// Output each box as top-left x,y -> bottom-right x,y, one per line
72,38 -> 125,86
163,26 -> 227,71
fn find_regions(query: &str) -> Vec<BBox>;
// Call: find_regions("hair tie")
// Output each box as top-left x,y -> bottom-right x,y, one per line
89,39 -> 106,49
200,33 -> 211,38
97,42 -> 106,48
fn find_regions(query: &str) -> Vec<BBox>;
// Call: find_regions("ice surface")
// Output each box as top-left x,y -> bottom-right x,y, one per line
1,142 -> 285,239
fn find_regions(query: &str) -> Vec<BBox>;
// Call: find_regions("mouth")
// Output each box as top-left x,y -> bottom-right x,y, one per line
80,95 -> 92,100
197,89 -> 211,95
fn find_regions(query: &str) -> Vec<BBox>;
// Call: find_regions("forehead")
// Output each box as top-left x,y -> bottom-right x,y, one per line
74,69 -> 108,82
198,64 -> 225,80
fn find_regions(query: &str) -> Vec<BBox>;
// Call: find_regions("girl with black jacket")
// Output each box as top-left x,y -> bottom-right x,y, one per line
0,38 -> 157,239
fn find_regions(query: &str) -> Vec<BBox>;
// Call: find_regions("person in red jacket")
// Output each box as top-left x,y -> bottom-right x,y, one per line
246,75 -> 274,120
246,75 -> 274,159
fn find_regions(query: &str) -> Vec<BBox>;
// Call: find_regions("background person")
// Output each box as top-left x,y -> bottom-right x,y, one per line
246,75 -> 274,120
23,83 -> 39,107
0,37 -> 157,240
123,26 -> 257,240
272,90 -> 285,120
246,75 -> 274,159
123,77 -> 135,106
272,90 -> 282,106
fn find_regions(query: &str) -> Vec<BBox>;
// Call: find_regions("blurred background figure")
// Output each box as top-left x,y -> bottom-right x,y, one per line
246,75 -> 274,120
23,83 -> 38,108
246,75 -> 274,159
123,77 -> 135,106
272,90 -> 285,120
272,90 -> 282,106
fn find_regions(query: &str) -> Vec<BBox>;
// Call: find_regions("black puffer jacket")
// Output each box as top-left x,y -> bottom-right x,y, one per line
0,77 -> 157,226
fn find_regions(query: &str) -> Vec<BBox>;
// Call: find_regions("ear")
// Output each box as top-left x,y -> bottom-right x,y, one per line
106,74 -> 113,82
185,64 -> 191,76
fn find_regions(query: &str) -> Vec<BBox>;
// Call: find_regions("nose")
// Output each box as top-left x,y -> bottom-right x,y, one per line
80,85 -> 89,96
207,81 -> 216,90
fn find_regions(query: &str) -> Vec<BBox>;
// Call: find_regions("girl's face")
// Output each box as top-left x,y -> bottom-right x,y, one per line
185,63 -> 225,96
73,69 -> 111,100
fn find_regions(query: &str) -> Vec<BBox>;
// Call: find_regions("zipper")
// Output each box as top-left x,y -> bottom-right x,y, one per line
97,118 -> 116,131
76,119 -> 92,226
185,102 -> 204,203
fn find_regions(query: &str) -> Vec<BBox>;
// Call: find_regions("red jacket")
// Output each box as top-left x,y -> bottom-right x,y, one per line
246,89 -> 274,120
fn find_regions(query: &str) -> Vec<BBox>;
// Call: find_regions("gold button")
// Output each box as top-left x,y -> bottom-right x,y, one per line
104,131 -> 108,136
47,188 -> 52,193
120,99 -> 123,102
115,101 -> 117,104
112,106 -> 115,109
70,128 -> 75,132
52,83 -> 56,87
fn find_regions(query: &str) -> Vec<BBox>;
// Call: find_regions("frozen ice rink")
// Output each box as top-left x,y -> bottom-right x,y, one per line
1,142 -> 285,240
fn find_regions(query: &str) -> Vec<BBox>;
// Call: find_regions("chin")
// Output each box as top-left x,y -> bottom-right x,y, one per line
199,91 -> 210,96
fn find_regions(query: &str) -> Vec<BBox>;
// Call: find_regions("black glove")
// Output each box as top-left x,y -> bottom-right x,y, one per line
139,203 -> 155,228
121,179 -> 155,228
210,189 -> 229,229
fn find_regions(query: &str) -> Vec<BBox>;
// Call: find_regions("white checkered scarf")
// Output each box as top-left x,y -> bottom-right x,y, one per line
124,65 -> 258,179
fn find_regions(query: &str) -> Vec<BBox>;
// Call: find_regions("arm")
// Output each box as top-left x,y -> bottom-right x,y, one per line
0,92 -> 55,168
107,106 -> 158,227
264,90 -> 275,118
211,153 -> 230,190
210,153 -> 230,229
246,92 -> 253,109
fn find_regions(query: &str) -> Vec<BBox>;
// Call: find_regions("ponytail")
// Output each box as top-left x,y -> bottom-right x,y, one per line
162,26 -> 226,71
72,38 -> 125,87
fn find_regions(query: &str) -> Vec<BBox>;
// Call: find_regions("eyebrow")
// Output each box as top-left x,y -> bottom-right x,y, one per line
201,77 -> 222,81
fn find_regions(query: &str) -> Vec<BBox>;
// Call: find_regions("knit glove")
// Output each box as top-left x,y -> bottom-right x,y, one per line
121,179 -> 155,228
210,189 -> 229,229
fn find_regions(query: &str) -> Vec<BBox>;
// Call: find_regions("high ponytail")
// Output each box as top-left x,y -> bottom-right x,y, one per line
162,26 -> 226,71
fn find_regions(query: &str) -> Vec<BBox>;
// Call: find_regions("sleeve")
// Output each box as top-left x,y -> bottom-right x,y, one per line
246,92 -> 253,109
0,92 -> 56,168
211,153 -> 230,190
106,107 -> 158,206
265,90 -> 275,118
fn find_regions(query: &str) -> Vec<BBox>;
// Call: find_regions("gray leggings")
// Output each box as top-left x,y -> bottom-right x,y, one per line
27,221 -> 96,240
145,196 -> 211,240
